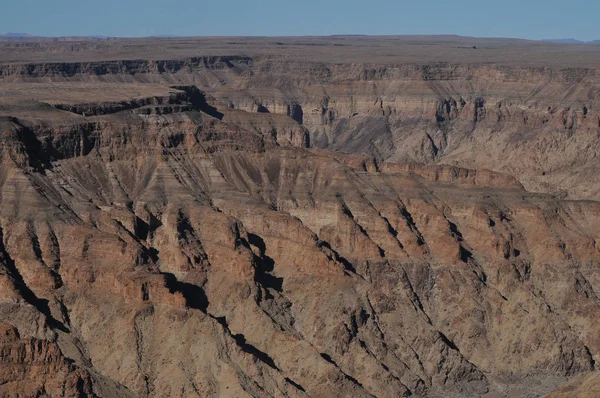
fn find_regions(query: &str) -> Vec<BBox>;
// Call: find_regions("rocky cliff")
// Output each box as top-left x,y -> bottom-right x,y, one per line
0,37 -> 599,397
3,55 -> 598,199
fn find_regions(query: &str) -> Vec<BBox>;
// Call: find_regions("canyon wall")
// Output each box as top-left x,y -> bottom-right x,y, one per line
0,39 -> 598,397
3,57 -> 598,199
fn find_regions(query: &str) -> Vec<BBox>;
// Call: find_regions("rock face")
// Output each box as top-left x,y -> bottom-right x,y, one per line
0,36 -> 598,397
0,323 -> 95,398
544,372 -> 600,398
196,63 -> 600,201
4,56 -> 600,199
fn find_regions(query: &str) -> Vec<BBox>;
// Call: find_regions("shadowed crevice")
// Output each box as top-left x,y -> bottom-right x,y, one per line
210,314 -> 279,371
438,332 -> 459,351
399,206 -> 426,246
256,104 -> 270,113
285,377 -> 306,392
319,353 -> 365,388
233,333 -> 279,370
339,201 -> 385,257
248,233 -> 283,293
584,346 -> 596,370
318,240 -> 357,274
161,272 -> 209,313
448,220 -> 463,242
289,104 -> 303,124
134,212 -> 163,241
459,245 -> 473,263
170,85 -> 224,120
0,228 -> 69,332
10,119 -> 54,172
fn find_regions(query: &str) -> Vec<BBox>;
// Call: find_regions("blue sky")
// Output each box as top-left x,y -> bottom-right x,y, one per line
2,0 -> 599,41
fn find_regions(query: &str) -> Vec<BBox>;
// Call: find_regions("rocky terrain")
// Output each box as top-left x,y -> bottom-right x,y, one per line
0,36 -> 598,397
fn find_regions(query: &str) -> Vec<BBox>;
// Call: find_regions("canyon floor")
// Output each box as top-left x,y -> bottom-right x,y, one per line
0,36 -> 599,397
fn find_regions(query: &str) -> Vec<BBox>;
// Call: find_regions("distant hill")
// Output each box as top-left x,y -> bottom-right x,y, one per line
1,33 -> 599,45
543,38 -> 600,44
0,33 -> 33,38
0,33 -> 179,40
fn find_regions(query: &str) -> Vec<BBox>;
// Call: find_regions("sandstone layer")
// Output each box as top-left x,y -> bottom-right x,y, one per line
0,36 -> 598,397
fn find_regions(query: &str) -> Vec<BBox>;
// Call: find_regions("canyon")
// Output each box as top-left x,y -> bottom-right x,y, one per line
0,36 -> 599,397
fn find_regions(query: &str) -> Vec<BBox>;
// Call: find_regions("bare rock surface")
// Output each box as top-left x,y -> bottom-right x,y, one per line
0,36 -> 598,397
544,372 -> 600,397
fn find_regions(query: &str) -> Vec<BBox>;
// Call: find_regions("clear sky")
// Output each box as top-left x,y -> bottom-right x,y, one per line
1,0 -> 599,41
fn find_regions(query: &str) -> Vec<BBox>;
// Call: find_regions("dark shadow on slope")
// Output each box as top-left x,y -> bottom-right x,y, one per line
382,215 -> 399,238
233,333 -> 279,370
161,272 -> 209,313
210,314 -> 279,371
28,226 -> 63,289
147,247 -> 160,264
448,221 -> 464,241
459,245 -> 473,263
289,104 -> 303,124
457,245 -> 488,284
0,230 -> 69,332
399,206 -> 426,246
11,119 -> 53,172
248,233 -> 266,256
134,212 -> 163,241
584,346 -> 596,370
438,332 -> 459,351
170,86 -> 224,120
320,353 -> 364,387
318,240 -> 357,274
248,233 -> 283,293
285,377 -> 306,392
339,202 -> 385,257
255,267 -> 283,292
256,104 -> 270,113
320,353 -> 334,363
340,203 -> 368,236
176,210 -> 195,237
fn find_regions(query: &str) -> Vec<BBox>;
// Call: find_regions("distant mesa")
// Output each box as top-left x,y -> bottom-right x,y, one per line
0,33 -> 181,40
0,32 -> 33,38
542,38 -> 600,44
1,33 -> 599,45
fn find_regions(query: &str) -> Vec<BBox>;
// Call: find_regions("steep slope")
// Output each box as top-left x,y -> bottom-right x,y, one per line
0,99 -> 597,397
200,63 -> 600,200
2,56 -> 600,200
0,36 -> 599,397
545,372 -> 600,397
